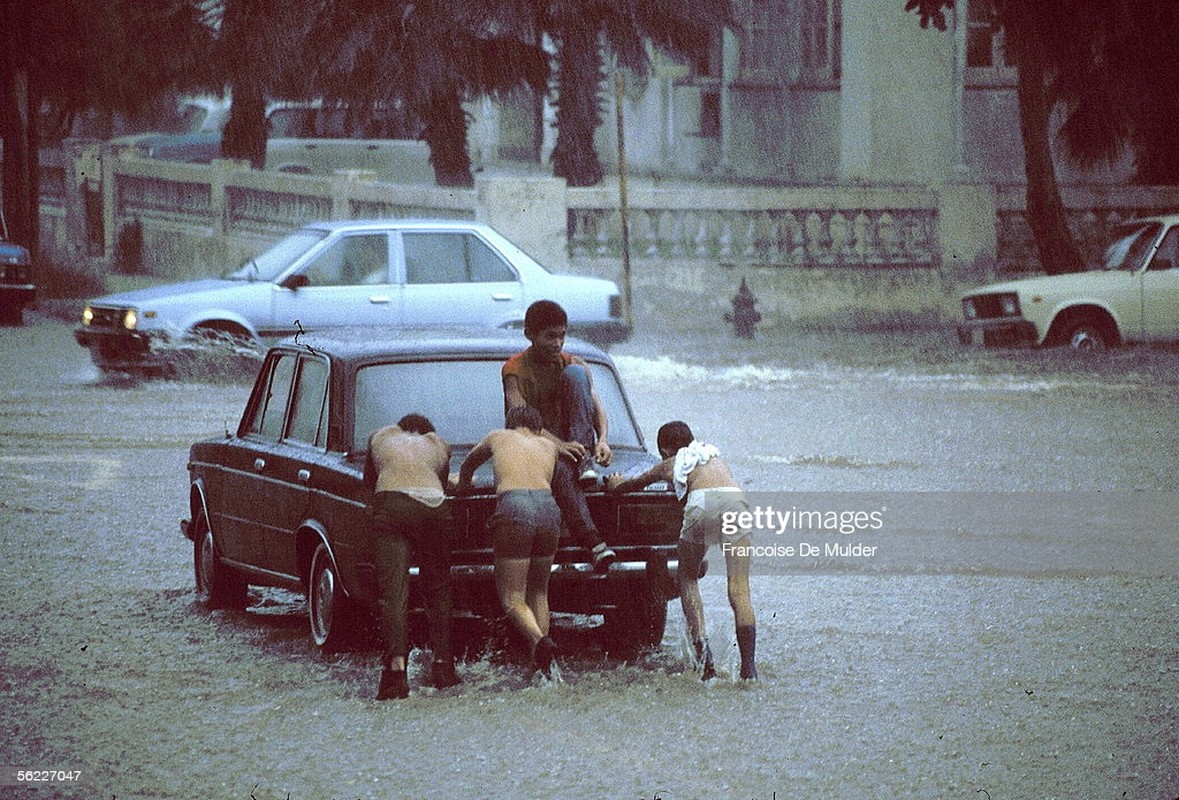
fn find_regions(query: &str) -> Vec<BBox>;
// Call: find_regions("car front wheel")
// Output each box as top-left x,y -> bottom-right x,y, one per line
1066,320 -> 1110,351
308,541 -> 355,651
192,511 -> 248,609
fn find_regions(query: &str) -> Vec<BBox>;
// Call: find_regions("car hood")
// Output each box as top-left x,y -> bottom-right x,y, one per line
444,445 -> 662,493
88,278 -> 255,307
963,269 -> 1128,298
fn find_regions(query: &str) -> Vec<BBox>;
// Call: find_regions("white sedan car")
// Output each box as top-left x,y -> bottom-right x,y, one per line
959,214 -> 1179,350
75,220 -> 629,372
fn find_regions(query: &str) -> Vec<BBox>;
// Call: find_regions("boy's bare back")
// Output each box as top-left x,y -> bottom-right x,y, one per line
368,426 -> 449,493
485,428 -> 559,493
684,454 -> 738,493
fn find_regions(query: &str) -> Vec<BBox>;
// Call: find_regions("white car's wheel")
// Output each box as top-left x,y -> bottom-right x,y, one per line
1067,321 -> 1110,351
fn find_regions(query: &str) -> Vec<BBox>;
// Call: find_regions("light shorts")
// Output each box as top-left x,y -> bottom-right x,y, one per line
681,488 -> 752,547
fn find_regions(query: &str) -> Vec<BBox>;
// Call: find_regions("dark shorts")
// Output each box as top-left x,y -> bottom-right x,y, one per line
489,489 -> 561,560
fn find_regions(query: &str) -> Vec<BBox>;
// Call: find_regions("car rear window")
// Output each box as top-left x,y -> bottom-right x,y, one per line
353,359 -> 642,451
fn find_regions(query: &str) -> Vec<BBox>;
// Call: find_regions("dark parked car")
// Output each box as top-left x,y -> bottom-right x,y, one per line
0,211 -> 35,326
184,328 -> 682,653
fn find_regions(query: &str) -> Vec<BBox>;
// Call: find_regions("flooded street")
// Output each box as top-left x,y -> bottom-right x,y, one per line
2,316 -> 1177,799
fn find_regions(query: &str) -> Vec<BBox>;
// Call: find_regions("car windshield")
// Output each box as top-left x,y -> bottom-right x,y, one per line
1101,222 -> 1163,271
225,229 -> 327,281
353,359 -> 642,452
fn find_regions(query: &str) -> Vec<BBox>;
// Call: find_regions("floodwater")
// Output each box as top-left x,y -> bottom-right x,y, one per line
1,316 -> 1176,799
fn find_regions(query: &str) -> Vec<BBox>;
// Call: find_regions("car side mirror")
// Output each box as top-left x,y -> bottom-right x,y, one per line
283,274 -> 310,290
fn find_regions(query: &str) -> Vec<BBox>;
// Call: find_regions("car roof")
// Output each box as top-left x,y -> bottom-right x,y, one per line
1121,214 -> 1179,227
300,219 -> 489,235
273,326 -> 611,366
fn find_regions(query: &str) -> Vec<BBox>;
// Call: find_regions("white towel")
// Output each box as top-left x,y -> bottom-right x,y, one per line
672,440 -> 720,500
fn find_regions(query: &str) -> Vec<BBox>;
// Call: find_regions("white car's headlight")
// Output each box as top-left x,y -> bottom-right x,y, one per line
962,298 -> 977,319
82,306 -> 94,326
999,294 -> 1020,316
123,309 -> 138,330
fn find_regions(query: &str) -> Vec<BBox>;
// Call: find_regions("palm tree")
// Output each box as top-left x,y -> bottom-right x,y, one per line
542,0 -> 734,187
1,0 -> 214,256
305,0 -> 548,187
909,0 -> 1179,274
1052,0 -> 1179,186
210,0 -> 318,167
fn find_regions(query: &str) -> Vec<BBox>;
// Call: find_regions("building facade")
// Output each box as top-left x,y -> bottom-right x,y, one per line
564,0 -> 1131,187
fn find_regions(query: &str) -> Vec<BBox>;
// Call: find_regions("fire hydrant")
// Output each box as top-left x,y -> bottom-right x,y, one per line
725,277 -> 761,339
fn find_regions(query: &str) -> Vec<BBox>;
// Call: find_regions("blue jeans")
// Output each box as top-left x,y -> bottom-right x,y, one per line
548,364 -> 603,548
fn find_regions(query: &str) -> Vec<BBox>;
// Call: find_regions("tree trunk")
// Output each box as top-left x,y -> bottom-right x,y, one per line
0,0 -> 39,258
421,87 -> 473,188
551,23 -> 604,187
1005,3 -> 1085,275
218,0 -> 267,169
220,82 -> 267,168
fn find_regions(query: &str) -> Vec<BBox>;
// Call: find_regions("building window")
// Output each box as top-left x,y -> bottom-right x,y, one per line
738,0 -> 840,85
700,91 -> 721,137
965,0 -> 1016,85
687,34 -> 723,80
741,0 -> 789,82
799,0 -> 840,82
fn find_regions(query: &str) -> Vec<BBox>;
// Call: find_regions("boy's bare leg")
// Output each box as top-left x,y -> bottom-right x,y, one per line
678,575 -> 707,643
525,555 -> 559,678
496,557 -> 545,647
525,556 -> 554,639
676,540 -> 708,641
677,540 -> 715,679
724,535 -> 756,628
724,534 -> 758,680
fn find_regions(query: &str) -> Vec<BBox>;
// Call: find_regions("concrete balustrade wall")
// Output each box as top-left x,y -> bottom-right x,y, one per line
35,141 -> 1179,333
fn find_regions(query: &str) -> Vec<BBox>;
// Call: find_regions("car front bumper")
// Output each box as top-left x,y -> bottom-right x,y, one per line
0,284 -> 36,308
957,317 -> 1038,346
74,326 -> 161,370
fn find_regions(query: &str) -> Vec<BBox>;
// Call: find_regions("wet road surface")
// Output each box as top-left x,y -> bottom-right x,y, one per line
1,316 -> 1176,799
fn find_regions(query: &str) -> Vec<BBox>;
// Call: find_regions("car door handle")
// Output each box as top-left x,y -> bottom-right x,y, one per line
491,293 -> 514,301
369,295 -> 392,304
297,469 -> 311,484
253,458 -> 266,472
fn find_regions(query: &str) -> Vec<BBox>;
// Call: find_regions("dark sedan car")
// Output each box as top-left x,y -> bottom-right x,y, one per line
184,328 -> 682,653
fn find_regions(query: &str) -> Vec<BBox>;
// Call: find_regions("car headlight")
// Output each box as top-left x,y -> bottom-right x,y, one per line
82,306 -> 94,326
999,293 -> 1020,316
122,309 -> 138,330
962,298 -> 977,319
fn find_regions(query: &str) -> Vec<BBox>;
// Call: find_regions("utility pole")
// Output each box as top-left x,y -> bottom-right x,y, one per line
613,71 -> 633,327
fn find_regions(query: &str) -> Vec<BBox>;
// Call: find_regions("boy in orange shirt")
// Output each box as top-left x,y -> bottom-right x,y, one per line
502,300 -> 616,572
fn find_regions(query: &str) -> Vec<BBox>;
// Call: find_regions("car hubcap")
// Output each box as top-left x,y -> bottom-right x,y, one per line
1071,329 -> 1102,350
198,531 -> 215,595
311,559 -> 335,643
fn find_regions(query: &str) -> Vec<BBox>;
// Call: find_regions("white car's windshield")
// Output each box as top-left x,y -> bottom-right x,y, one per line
1101,222 -> 1162,271
353,359 -> 642,451
226,229 -> 327,281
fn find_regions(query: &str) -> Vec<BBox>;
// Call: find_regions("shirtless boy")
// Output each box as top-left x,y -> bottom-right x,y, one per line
457,405 -> 563,680
366,414 -> 460,700
606,421 -> 758,681
502,300 -> 616,572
